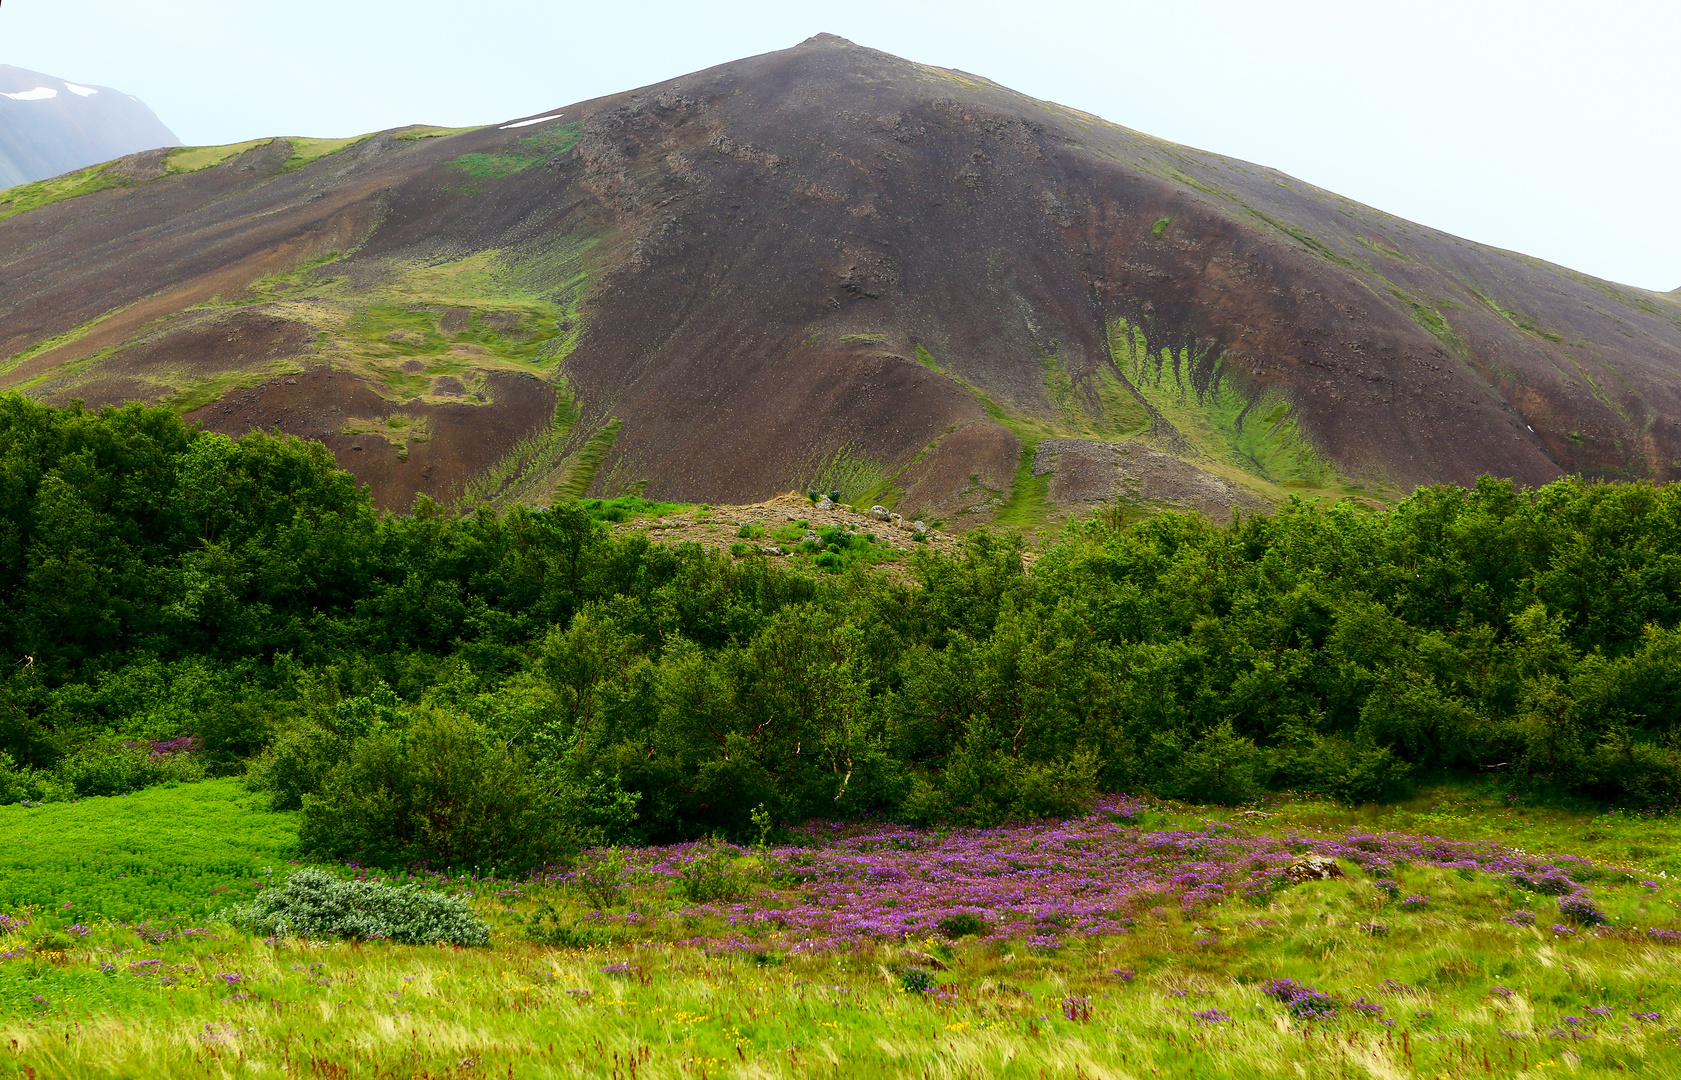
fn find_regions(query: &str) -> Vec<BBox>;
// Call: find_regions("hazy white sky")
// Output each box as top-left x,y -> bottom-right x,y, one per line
6,0 -> 1677,290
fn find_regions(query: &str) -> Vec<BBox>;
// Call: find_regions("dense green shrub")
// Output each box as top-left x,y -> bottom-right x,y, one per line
247,725 -> 349,812
55,740 -> 204,798
225,868 -> 489,945
673,838 -> 755,903
8,396 -> 1681,848
0,751 -> 69,804
296,711 -> 576,871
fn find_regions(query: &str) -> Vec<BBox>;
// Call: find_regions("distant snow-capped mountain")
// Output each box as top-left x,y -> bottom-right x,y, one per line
0,65 -> 179,187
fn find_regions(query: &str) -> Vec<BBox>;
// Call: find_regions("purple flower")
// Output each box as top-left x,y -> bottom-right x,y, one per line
1510,868 -> 1578,896
1262,978 -> 1337,1020
1400,895 -> 1429,910
1192,1008 -> 1229,1024
488,794 -> 1649,961
1557,892 -> 1607,926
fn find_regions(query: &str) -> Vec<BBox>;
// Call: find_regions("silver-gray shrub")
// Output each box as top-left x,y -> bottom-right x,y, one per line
224,868 -> 489,946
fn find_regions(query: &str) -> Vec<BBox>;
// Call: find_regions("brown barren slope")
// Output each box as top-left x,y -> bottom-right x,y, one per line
3,35 -> 1680,518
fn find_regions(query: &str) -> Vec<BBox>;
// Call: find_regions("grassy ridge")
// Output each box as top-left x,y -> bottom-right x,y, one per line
0,162 -> 122,222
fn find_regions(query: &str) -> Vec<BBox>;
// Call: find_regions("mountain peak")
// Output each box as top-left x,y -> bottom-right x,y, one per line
3,42 -> 1680,518
0,65 -> 178,187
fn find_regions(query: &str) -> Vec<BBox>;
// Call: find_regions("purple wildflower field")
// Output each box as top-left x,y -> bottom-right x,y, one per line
543,796 -> 1653,953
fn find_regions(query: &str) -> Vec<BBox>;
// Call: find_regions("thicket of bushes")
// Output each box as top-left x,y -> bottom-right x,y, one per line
4,395 -> 1681,867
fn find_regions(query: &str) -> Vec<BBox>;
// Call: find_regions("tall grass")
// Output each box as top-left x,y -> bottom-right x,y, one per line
6,786 -> 1681,1076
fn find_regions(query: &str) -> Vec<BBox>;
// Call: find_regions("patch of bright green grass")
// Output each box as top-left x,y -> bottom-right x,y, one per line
0,779 -> 295,921
0,162 -> 121,222
1109,318 -> 1340,490
795,446 -> 892,507
991,438 -> 1051,531
166,139 -> 274,174
904,344 -> 1149,532
458,395 -> 582,507
158,362 -> 308,415
452,123 -> 583,182
579,495 -> 688,524
392,125 -> 478,141
1151,215 -> 1172,239
452,152 -> 543,180
552,419 -> 621,501
280,135 -> 373,173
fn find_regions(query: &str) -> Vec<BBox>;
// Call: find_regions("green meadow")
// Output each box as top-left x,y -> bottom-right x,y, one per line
5,781 -> 1681,1078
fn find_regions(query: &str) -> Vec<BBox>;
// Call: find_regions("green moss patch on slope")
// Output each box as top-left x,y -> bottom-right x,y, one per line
166,139 -> 275,174
0,163 -> 122,222
460,394 -> 584,506
0,302 -> 140,377
452,123 -> 583,184
393,125 -> 478,141
221,236 -> 598,404
280,135 -> 375,173
552,419 -> 622,501
1108,318 -> 1341,492
795,445 -> 894,504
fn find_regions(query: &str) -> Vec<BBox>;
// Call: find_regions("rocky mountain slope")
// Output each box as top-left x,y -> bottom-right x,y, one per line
0,65 -> 178,188
2,36 -> 1678,523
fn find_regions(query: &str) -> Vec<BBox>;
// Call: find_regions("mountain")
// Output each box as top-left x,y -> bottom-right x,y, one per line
0,65 -> 179,188
2,35 -> 1679,522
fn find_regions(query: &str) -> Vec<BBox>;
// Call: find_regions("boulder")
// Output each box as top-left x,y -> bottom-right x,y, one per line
869,505 -> 891,521
1285,854 -> 1343,882
816,496 -> 835,510
912,521 -> 929,535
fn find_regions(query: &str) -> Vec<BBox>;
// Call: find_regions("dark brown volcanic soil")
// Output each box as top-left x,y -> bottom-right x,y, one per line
183,368 -> 555,510
4,34 -> 1681,516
